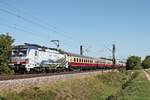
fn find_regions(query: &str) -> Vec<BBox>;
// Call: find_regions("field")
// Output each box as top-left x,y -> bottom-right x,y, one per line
0,70 -> 150,100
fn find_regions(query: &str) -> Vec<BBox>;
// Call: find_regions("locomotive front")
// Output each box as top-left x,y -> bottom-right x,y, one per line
9,45 -> 29,72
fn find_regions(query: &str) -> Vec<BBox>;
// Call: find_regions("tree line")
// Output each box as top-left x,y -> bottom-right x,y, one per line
126,56 -> 150,70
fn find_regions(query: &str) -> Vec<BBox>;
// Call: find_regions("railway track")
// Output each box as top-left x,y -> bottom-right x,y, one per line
0,70 -> 108,81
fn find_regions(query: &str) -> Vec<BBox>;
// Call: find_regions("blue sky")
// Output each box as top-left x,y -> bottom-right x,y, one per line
0,0 -> 150,59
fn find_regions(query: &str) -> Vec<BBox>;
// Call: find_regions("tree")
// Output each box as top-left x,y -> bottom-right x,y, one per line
0,33 -> 14,74
126,56 -> 142,70
142,56 -> 150,69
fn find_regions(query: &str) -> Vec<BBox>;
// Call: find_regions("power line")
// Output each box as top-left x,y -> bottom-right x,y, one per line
0,0 -> 57,29
0,8 -> 56,33
0,23 -> 43,40
0,8 -> 75,40
0,21 -> 80,52
0,7 -> 84,50
0,1 -> 79,43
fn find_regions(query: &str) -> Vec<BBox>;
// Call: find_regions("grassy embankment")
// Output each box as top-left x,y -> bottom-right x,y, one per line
144,69 -> 150,74
108,70 -> 150,100
0,70 -> 150,100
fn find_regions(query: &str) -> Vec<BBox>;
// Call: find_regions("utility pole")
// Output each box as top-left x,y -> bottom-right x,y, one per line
112,44 -> 116,67
80,45 -> 83,55
51,40 -> 60,49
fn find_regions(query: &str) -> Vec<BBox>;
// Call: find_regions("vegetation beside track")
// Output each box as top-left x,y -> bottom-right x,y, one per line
116,70 -> 150,100
0,70 -> 150,100
144,69 -> 150,74
0,33 -> 14,75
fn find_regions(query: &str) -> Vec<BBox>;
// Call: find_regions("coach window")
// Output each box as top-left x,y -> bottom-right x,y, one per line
74,58 -> 76,62
77,58 -> 78,62
80,59 -> 81,62
79,59 -> 81,62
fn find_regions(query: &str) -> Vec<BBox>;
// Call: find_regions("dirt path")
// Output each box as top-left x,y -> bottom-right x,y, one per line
143,70 -> 150,81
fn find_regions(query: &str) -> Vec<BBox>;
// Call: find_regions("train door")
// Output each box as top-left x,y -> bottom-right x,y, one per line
34,50 -> 39,67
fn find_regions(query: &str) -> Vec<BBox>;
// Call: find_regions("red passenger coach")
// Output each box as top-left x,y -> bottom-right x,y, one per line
66,53 -> 114,70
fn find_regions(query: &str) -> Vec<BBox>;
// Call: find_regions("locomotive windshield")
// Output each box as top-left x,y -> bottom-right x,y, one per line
12,45 -> 27,57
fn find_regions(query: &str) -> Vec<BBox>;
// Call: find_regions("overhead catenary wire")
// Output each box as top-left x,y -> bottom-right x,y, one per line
0,0 -> 57,29
0,16 -> 52,38
0,22 -> 75,50
0,23 -> 43,40
0,8 -> 63,36
0,1 -> 80,43
0,7 -> 84,51
0,22 -> 81,54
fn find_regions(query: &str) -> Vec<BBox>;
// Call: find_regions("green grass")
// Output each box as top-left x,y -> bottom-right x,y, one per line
0,70 -> 150,100
117,71 -> 150,100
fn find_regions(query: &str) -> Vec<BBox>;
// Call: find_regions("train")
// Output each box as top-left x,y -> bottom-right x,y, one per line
9,43 -> 126,73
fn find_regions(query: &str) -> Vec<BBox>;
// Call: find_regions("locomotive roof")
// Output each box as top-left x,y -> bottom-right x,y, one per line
25,43 -> 95,58
12,43 -> 95,59
12,43 -> 59,51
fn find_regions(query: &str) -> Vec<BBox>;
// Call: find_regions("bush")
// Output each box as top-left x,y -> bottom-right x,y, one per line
0,33 -> 14,75
126,56 -> 142,70
142,56 -> 150,69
